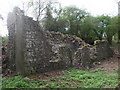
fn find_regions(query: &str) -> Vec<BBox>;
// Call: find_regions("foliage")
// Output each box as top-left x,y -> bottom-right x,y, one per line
60,6 -> 89,36
80,16 -> 98,44
94,15 -> 118,44
105,16 -> 118,44
25,0 -> 118,44
2,68 -> 118,88
2,76 -> 39,88
43,1 -> 54,31
42,6 -> 118,44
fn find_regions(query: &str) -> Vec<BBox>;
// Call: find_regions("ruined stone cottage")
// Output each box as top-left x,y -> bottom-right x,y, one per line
7,7 -> 113,76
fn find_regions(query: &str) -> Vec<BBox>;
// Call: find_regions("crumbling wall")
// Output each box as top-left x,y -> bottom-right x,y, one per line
23,16 -> 54,74
45,31 -> 86,69
45,31 -> 113,69
94,40 -> 113,61
7,7 -> 113,76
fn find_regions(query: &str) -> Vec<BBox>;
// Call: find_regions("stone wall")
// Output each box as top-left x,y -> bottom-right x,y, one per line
7,7 -> 113,76
7,9 -> 16,71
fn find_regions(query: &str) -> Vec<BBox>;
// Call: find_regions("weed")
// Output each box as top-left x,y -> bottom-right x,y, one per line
2,68 -> 118,88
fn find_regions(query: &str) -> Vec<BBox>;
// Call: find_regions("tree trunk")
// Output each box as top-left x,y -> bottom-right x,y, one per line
107,36 -> 112,45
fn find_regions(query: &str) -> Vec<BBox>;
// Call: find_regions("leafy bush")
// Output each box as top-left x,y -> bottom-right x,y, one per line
2,76 -> 39,88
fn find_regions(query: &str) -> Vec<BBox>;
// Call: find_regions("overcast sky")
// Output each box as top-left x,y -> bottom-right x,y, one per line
0,0 -> 119,36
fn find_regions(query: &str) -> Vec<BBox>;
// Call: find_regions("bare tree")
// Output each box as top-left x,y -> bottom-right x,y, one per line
25,0 -> 49,21
24,0 -> 58,21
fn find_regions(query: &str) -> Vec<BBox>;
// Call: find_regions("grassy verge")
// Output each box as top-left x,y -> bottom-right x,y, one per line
1,68 -> 118,88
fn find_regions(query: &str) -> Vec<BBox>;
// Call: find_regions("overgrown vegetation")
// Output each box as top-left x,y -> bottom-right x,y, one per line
1,68 -> 118,88
23,0 -> 118,45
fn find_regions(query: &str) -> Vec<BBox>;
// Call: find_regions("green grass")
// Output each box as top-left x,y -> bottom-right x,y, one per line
1,68 -> 118,88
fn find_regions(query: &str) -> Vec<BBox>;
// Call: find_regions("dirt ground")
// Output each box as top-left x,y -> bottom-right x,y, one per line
92,54 -> 119,73
28,70 -> 64,80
